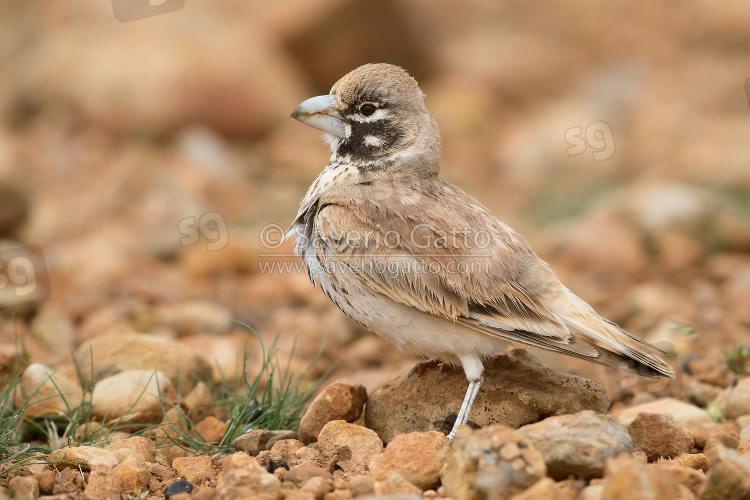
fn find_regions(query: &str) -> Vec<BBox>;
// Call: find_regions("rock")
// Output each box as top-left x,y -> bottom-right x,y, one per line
687,381 -> 723,408
74,333 -> 213,395
265,430 -> 300,450
184,382 -> 214,423
713,377 -> 750,419
33,469 -> 55,495
8,477 -> 39,500
673,453 -> 710,472
300,476 -> 331,500
173,455 -> 214,485
30,303 -> 75,353
373,477 -> 423,496
166,480 -> 194,498
83,465 -> 122,500
105,436 -> 157,463
324,491 -> 353,500
688,422 -> 740,451
601,455 -> 688,500
299,379 -> 368,444
366,349 -> 609,443
14,363 -> 82,418
349,475 -> 375,497
628,412 -> 695,461
91,369 -> 175,425
113,456 -> 151,496
441,425 -> 547,500
369,431 -> 449,490
518,411 -> 632,479
48,446 -> 119,470
580,484 -> 604,500
315,420 -> 383,474
654,461 -> 707,496
232,429 -> 273,456
216,452 -> 281,499
508,478 -> 567,500
742,426 -> 750,446
699,446 -> 750,500
615,398 -> 712,428
142,300 -> 233,337
195,416 -> 226,444
284,464 -> 333,486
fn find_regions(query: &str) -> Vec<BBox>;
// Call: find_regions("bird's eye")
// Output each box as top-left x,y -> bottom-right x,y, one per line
360,104 -> 377,117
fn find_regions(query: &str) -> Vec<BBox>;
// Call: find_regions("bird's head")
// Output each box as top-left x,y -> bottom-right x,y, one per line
291,63 -> 441,172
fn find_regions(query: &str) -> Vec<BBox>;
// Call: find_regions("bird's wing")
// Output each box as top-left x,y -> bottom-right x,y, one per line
309,179 -> 674,378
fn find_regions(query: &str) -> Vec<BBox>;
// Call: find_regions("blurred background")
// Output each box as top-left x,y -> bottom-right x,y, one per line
1,1 -> 749,398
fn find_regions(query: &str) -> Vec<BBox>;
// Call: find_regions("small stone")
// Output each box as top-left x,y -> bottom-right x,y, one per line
508,477 -> 566,500
106,436 -> 157,463
673,453 -> 710,472
653,461 -> 706,496
315,420 -> 383,474
8,477 -> 39,500
688,422 -> 740,451
52,467 -> 85,495
324,490 -> 353,500
184,382 -> 214,423
265,430 -> 300,450
299,379 -> 368,444
14,363 -> 82,418
615,398 -> 712,428
349,475 -> 375,497
48,446 -> 119,470
369,431 -> 449,490
366,349 -> 609,443
699,446 -> 750,499
301,476 -> 332,500
216,452 -> 281,499
195,416 -> 226,444
33,469 -> 55,495
373,477 -> 423,496
232,429 -> 273,455
149,300 -> 232,337
518,411 -> 632,479
714,377 -> 750,419
601,455 -> 684,500
84,465 -> 122,500
114,456 -> 151,496
628,412 -> 695,461
157,445 -> 189,467
441,425 -> 546,500
166,479 -> 194,498
92,369 -> 176,425
687,381 -> 723,408
173,455 -> 214,485
285,464 -> 333,486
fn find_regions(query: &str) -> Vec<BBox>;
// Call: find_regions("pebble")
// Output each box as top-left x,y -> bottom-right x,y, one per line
518,410 -> 633,479
48,446 -> 119,470
8,477 -> 39,500
166,479 -> 194,498
369,431 -> 449,490
627,412 -> 695,461
14,363 -> 82,418
614,397 -> 712,428
712,376 -> 750,419
699,445 -> 750,499
91,369 -> 176,424
172,455 -> 214,485
114,456 -> 152,496
314,420 -> 383,474
299,379 -> 368,444
216,452 -> 281,499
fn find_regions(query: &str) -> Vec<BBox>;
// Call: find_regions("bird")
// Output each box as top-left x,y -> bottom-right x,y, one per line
288,63 -> 675,441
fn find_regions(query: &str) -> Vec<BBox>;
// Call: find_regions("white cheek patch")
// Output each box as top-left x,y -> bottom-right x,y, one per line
347,108 -> 390,123
363,135 -> 384,147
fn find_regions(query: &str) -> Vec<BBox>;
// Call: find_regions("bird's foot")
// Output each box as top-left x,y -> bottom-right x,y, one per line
408,359 -> 448,378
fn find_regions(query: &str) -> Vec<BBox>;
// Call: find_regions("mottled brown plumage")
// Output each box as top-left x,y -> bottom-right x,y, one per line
289,63 -> 674,440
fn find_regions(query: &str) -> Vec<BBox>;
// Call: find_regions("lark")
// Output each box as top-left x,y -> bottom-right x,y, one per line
289,63 -> 674,440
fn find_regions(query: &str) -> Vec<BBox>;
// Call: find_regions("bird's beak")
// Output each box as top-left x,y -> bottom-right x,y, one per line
290,95 -> 349,139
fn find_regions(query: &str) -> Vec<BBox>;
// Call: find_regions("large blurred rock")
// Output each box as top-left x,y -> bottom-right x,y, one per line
74,333 -> 213,395
365,348 -> 609,443
7,5 -> 305,137
283,0 -> 436,92
518,411 -> 633,480
441,425 -> 546,500
92,369 -> 176,425
14,363 -> 82,418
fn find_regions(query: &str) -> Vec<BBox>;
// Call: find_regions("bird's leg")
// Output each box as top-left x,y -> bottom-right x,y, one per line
447,376 -> 483,441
